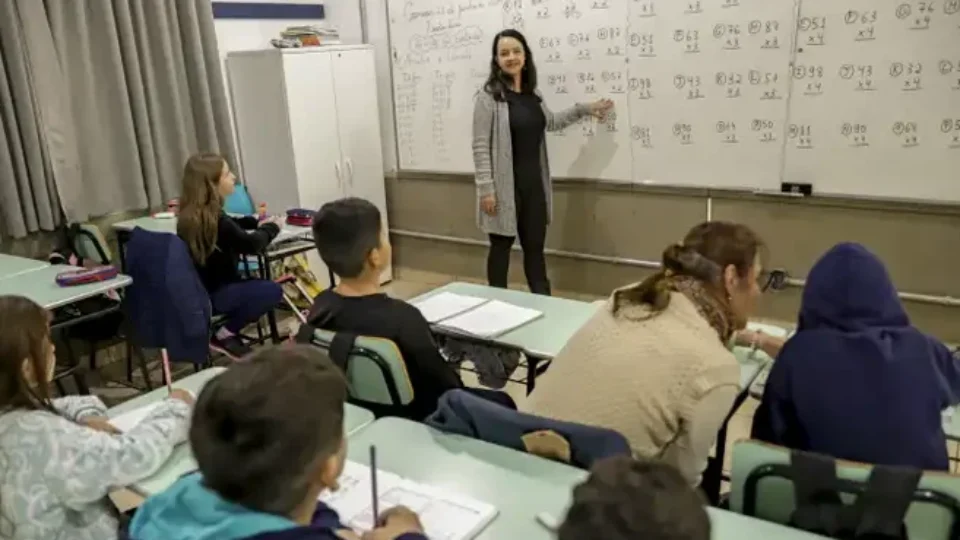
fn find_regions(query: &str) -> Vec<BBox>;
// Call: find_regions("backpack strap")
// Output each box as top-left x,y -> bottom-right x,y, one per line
789,451 -> 845,537
294,302 -> 354,373
850,465 -> 920,539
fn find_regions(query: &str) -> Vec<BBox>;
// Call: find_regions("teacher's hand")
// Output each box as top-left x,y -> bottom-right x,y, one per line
480,194 -> 497,216
587,98 -> 614,120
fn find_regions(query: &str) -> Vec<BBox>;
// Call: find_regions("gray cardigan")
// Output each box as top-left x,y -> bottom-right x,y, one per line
471,90 -> 588,237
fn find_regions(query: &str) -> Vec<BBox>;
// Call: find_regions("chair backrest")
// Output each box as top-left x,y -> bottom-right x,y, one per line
224,183 -> 257,215
70,223 -> 113,265
730,439 -> 960,540
309,328 -> 415,406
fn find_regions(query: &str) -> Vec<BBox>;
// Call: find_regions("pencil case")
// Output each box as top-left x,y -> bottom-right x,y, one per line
286,208 -> 315,227
55,266 -> 119,287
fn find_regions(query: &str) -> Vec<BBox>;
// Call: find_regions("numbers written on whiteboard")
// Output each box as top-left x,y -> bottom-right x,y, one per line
713,24 -> 741,51
797,16 -> 827,47
752,119 -> 778,143
630,32 -> 656,58
630,77 -> 654,99
673,123 -> 694,145
940,119 -> 960,148
844,9 -> 878,41
937,59 -> 960,91
840,122 -> 869,147
716,120 -> 739,144
747,20 -> 782,49
892,121 -> 919,147
793,64 -> 825,96
788,124 -> 814,149
895,1 -> 935,30
631,125 -> 654,148
890,62 -> 923,91
839,64 -> 875,91
674,30 -> 701,54
674,74 -> 704,99
634,0 -> 656,19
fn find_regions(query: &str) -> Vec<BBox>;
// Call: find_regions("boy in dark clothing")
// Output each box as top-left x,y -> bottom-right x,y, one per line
559,457 -> 710,540
128,345 -> 428,540
308,198 -> 464,420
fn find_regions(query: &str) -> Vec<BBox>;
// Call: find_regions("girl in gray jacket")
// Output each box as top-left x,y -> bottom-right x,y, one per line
0,295 -> 193,540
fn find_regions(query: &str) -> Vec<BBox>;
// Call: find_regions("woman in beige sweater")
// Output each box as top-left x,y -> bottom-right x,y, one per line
524,221 -> 766,485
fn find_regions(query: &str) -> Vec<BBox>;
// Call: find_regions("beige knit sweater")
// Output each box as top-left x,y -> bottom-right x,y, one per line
524,291 -> 741,484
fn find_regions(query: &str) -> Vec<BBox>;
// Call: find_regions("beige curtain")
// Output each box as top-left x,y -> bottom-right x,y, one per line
44,0 -> 235,217
0,0 -> 233,237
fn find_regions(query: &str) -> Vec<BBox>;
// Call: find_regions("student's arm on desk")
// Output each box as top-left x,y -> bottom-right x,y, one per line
45,398 -> 190,508
231,215 -> 260,230
219,216 -> 280,254
398,306 -> 463,391
51,395 -> 109,421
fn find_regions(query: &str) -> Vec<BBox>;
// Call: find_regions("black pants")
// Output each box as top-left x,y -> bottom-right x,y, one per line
487,187 -> 550,295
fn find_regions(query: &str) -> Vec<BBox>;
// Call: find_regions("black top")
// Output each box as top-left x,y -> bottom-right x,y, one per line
505,90 -> 546,194
188,213 -> 280,293
308,289 -> 463,420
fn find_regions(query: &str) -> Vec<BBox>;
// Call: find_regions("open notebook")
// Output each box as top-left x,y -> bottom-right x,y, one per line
109,402 -> 163,432
413,293 -> 543,338
320,461 -> 497,540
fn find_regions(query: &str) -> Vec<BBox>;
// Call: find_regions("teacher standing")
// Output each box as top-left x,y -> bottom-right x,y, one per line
472,29 -> 612,296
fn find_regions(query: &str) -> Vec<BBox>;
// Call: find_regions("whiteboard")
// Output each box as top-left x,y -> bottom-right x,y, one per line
782,0 -> 960,201
386,0 -> 960,200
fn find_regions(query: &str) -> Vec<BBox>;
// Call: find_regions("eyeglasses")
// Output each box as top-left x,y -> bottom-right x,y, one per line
759,269 -> 789,292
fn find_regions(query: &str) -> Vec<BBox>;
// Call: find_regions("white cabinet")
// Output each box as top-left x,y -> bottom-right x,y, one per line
227,46 -> 391,285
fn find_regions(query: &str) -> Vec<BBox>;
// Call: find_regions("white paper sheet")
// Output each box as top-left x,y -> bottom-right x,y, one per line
413,292 -> 488,323
438,300 -> 542,338
108,402 -> 163,432
321,461 -> 497,540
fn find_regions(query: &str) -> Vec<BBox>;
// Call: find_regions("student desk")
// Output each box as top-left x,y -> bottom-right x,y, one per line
109,367 -> 377,497
0,253 -> 49,277
112,215 -> 320,341
0,264 -> 133,393
410,282 -> 600,394
348,417 -> 828,540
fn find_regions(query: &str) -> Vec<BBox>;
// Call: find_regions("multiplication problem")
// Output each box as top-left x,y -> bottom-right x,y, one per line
629,77 -> 654,99
673,122 -> 694,145
890,61 -> 922,91
938,59 -> 960,90
844,9 -> 878,41
715,71 -> 743,98
601,70 -> 627,94
629,32 -> 656,58
631,125 -> 654,148
941,118 -> 960,148
751,119 -> 778,143
793,64 -> 824,96
750,70 -> 782,99
895,1 -> 936,30
674,74 -> 704,99
546,73 -> 569,94
712,24 -> 741,50
539,36 -> 563,64
716,120 -> 739,144
841,122 -> 869,147
674,29 -> 700,54
747,20 -> 782,49
892,121 -> 919,147
797,15 -> 827,47
839,64 -> 875,91
788,123 -> 814,149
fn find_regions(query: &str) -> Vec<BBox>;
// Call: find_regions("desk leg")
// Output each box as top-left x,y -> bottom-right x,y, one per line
116,231 -> 130,273
261,253 -> 281,343
525,357 -> 540,395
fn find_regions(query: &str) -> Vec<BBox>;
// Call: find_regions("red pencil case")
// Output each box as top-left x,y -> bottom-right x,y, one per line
286,208 -> 315,227
55,266 -> 119,287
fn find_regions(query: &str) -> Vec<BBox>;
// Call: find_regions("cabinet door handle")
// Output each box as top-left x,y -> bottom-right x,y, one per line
334,161 -> 342,189
346,158 -> 355,185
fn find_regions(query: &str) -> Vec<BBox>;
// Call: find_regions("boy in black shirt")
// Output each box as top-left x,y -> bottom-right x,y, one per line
308,198 -> 463,420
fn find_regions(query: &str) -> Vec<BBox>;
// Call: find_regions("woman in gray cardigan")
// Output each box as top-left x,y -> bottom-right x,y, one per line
472,29 -> 611,295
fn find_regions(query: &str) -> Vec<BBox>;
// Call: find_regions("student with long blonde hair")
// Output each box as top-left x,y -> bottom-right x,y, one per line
177,153 -> 284,356
0,295 -> 193,540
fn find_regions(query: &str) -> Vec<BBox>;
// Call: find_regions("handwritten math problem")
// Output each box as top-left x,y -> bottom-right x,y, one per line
388,0 -> 960,198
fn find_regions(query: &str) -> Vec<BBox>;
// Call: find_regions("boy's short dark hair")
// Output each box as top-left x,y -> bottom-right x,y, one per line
190,345 -> 348,516
311,197 -> 382,279
558,457 -> 710,540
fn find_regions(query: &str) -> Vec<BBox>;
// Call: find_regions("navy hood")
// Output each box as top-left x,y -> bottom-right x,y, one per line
751,243 -> 960,471
798,242 -> 908,333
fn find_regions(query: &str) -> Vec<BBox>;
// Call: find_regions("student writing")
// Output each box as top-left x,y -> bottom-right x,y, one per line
129,345 -> 427,540
177,153 -> 283,357
752,242 -> 960,470
0,295 -> 193,540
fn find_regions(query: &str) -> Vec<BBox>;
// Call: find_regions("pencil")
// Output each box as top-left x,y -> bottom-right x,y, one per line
370,445 -> 379,526
160,348 -> 173,395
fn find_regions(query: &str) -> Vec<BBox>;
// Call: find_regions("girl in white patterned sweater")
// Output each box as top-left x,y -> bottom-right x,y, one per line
0,295 -> 194,540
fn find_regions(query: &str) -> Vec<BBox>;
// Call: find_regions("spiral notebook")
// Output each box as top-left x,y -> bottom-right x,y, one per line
320,461 -> 498,540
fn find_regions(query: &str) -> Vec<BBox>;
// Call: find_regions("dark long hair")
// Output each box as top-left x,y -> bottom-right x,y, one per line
613,222 -> 764,314
483,29 -> 538,100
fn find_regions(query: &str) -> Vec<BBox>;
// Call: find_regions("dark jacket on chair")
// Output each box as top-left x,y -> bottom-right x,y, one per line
426,389 -> 631,469
752,242 -> 960,471
124,228 -> 212,363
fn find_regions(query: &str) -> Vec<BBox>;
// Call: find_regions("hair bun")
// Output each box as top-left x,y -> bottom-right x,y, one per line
661,243 -> 721,282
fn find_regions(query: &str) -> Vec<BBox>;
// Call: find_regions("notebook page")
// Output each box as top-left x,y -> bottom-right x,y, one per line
321,461 -> 497,540
109,402 -> 163,432
438,300 -> 543,338
412,292 -> 488,323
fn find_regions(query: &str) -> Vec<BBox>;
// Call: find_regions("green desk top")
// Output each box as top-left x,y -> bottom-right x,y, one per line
411,282 -> 599,359
348,417 -> 827,539
109,367 -> 376,496
0,265 -> 131,310
0,254 -> 50,278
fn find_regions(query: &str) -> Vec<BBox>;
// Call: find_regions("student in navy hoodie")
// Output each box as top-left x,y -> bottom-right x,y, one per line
751,242 -> 960,470
128,345 -> 429,540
